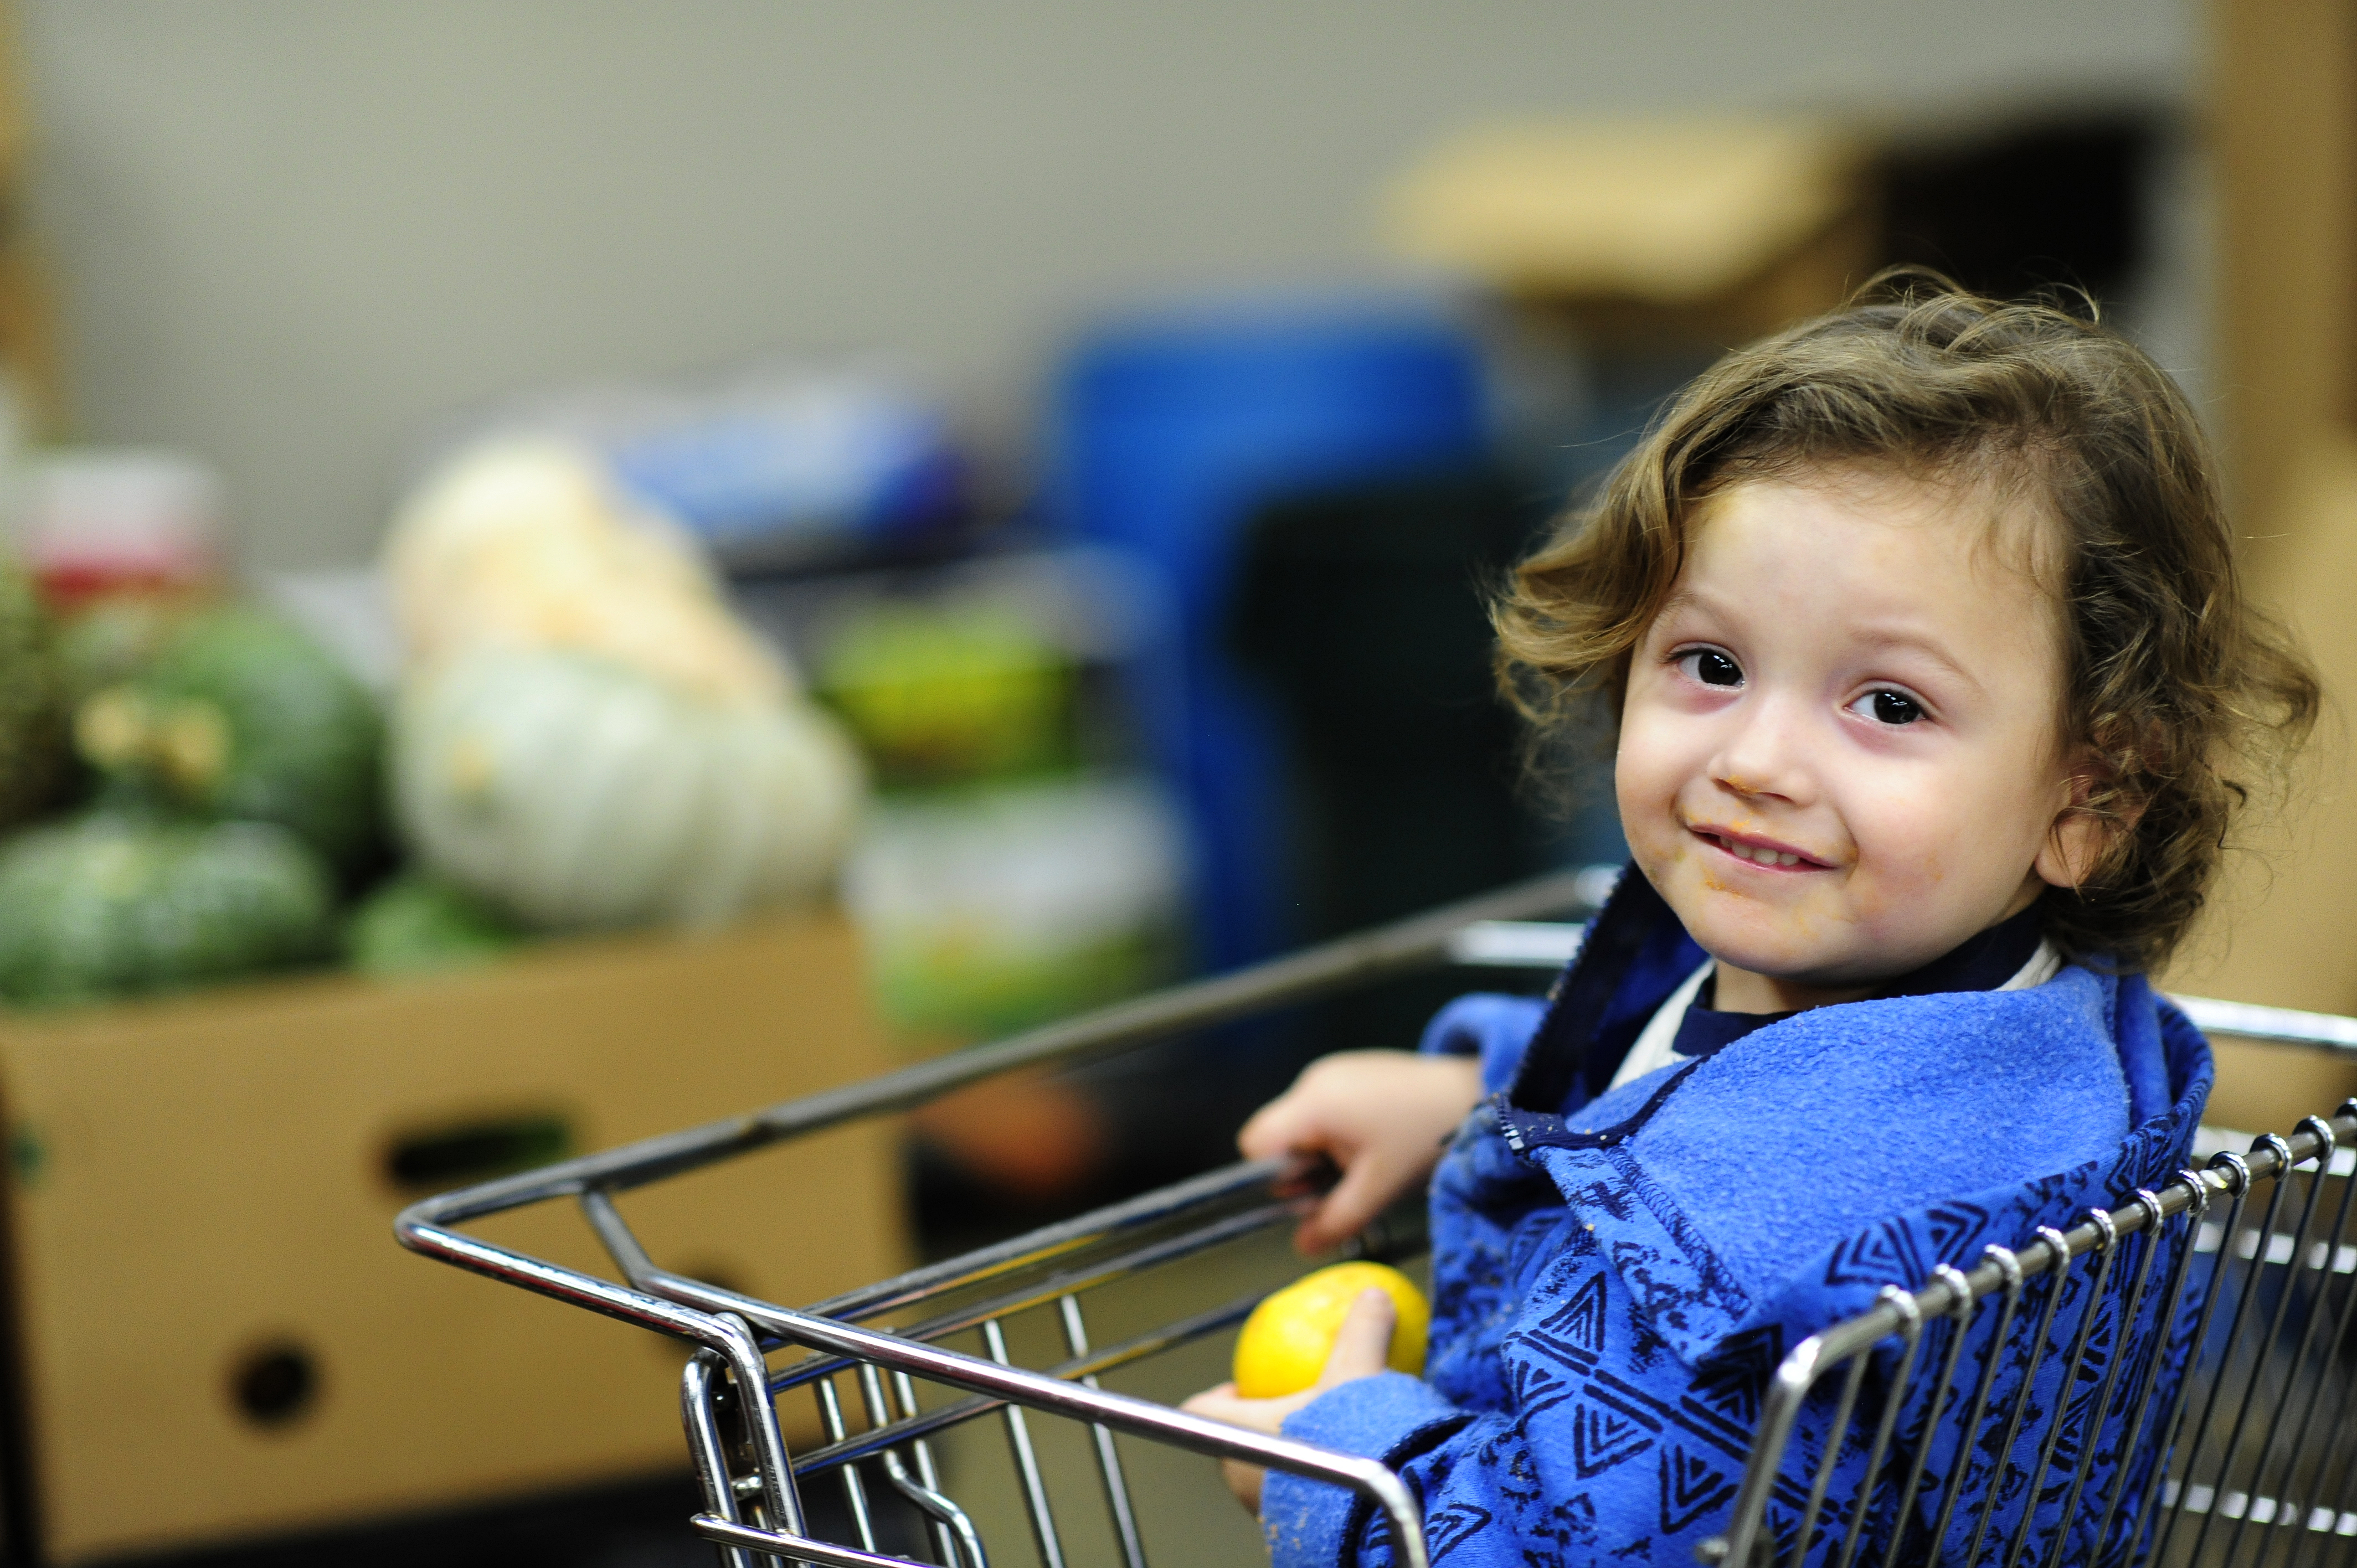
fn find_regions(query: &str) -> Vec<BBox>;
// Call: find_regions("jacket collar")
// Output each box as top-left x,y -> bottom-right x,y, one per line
1486,871 -> 2212,1368
1506,867 -> 1705,1118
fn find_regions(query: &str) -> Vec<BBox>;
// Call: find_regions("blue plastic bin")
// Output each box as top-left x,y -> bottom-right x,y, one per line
1053,297 -> 1485,970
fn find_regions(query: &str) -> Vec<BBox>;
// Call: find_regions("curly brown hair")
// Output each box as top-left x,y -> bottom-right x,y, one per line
1495,272 -> 2320,972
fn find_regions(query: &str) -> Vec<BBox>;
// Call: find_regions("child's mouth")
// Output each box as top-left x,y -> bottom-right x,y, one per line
1692,828 -> 1828,871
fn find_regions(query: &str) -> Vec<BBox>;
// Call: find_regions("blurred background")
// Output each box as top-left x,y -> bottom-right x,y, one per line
0,1 -> 2344,1565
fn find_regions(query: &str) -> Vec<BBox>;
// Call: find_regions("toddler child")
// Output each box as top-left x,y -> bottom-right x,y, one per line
1183,277 -> 2319,1567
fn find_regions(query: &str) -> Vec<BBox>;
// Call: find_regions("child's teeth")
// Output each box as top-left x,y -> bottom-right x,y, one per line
1716,834 -> 1803,866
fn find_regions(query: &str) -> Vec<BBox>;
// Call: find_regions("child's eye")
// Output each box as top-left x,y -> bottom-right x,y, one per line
1850,689 -> 1924,726
1676,649 -> 1743,688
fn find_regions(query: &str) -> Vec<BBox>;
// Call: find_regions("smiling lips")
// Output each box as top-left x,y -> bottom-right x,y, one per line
1694,828 -> 1830,870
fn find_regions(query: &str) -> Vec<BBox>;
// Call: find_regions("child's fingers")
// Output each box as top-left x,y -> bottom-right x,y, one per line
1218,1457 -> 1267,1515
1179,1384 -> 1251,1425
1293,1151 -> 1396,1254
1182,1386 -> 1274,1515
1182,1383 -> 1301,1437
1236,1102 -> 1286,1160
1239,1052 -> 1374,1159
1237,1092 -> 1319,1161
1316,1288 -> 1397,1387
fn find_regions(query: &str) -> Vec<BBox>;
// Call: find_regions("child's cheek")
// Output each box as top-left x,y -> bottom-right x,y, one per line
1628,827 -> 1683,894
1857,834 -> 1950,918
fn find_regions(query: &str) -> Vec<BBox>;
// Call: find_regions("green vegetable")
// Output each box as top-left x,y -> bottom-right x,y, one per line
0,814 -> 337,1005
347,873 -> 523,977
74,607 -> 385,875
53,596 -> 184,709
0,560 -> 67,829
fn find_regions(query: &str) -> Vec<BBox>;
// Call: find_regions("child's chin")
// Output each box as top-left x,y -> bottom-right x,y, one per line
1672,873 -> 1814,923
1707,943 -> 1848,982
1684,910 -> 1847,978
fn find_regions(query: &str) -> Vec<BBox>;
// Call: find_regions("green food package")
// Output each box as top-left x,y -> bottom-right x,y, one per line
0,814 -> 337,1006
816,604 -> 1073,790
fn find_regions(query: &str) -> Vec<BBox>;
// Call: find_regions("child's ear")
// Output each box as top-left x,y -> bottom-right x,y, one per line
2035,747 -> 2128,890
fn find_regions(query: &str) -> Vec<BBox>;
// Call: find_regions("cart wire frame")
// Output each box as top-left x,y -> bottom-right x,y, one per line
1698,1105 -> 2357,1568
393,871 -> 2357,1568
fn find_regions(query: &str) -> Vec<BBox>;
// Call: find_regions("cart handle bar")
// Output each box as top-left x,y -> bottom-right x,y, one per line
399,866 -> 1594,1230
393,869 -> 1587,1566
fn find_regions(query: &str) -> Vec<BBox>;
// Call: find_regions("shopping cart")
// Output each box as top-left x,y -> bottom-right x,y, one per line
395,870 -> 2357,1568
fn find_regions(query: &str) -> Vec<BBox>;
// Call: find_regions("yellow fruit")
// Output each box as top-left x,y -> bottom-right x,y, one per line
1232,1261 -> 1430,1399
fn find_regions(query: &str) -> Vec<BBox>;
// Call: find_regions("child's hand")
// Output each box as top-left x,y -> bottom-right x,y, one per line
1241,1050 -> 1484,1253
1181,1287 -> 1397,1515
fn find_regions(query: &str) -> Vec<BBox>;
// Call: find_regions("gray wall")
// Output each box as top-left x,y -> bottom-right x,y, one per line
20,1 -> 2195,570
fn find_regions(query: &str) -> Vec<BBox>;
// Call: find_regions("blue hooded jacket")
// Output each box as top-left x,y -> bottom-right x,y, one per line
1261,869 -> 2214,1568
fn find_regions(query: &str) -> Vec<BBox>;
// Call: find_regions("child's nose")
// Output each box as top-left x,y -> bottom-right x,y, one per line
1710,697 -> 1818,806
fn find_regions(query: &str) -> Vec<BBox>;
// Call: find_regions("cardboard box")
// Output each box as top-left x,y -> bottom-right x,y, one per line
2198,0 -> 2357,1014
2205,1034 -> 2357,1146
1381,118 -> 1873,344
0,912 -> 909,1564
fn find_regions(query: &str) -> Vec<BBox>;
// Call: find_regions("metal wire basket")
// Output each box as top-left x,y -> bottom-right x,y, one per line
1701,1102 -> 2357,1568
395,873 -> 2357,1568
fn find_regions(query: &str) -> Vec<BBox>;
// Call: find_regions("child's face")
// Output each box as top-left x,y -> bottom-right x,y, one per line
1616,468 -> 2095,996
